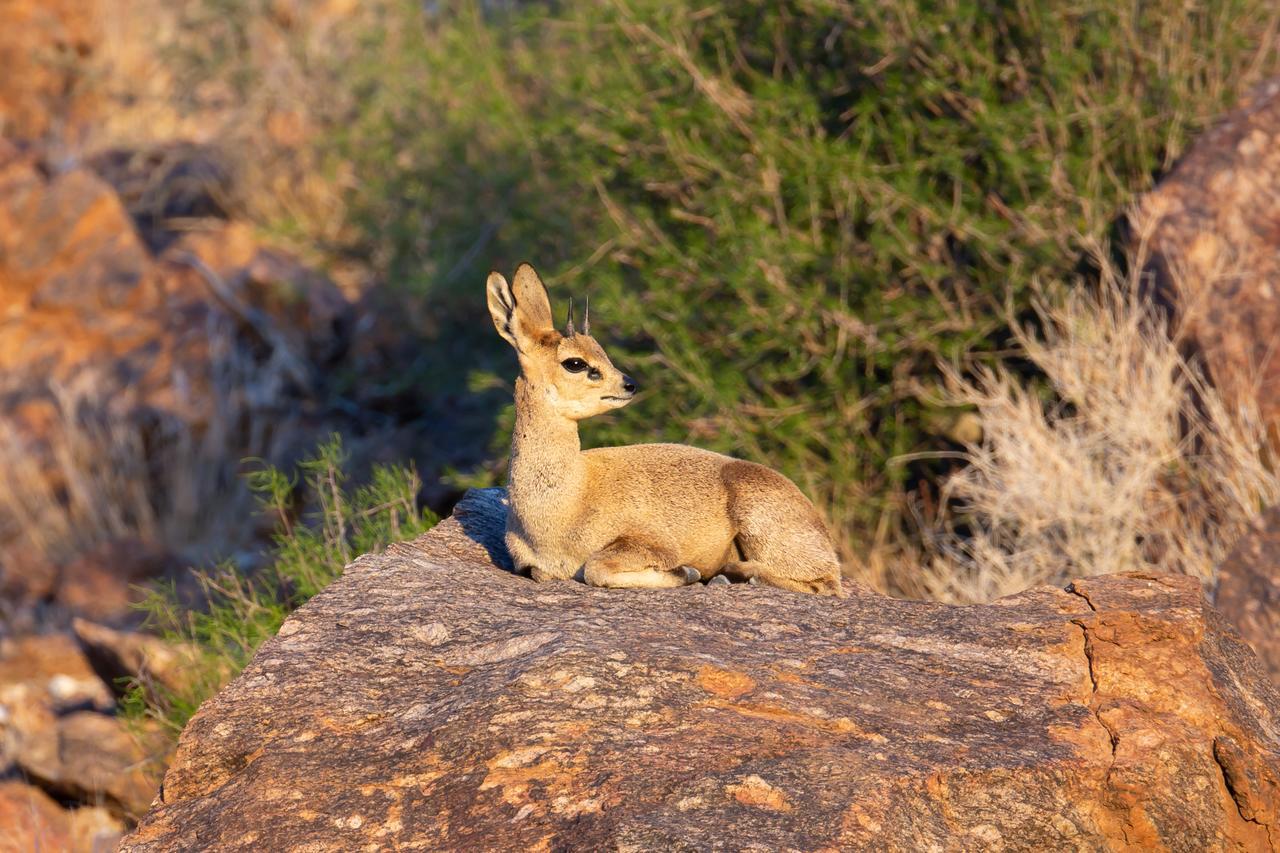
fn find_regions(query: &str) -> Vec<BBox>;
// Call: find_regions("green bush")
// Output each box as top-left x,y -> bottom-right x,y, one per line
123,436 -> 437,738
327,0 -> 1275,569
164,0 -> 1277,579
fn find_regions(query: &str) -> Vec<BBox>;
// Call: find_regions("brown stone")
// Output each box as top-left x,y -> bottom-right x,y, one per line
0,143 -> 358,628
0,779 -> 70,853
0,634 -> 162,823
56,538 -> 180,624
1215,504 -> 1280,684
0,162 -> 155,318
1139,78 -> 1280,429
72,617 -> 203,699
68,805 -> 127,853
0,0 -> 101,141
0,633 -> 114,783
16,711 -> 162,820
0,633 -> 114,713
122,489 -> 1280,850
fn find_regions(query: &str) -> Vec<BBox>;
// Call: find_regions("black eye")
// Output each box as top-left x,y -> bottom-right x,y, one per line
561,358 -> 589,373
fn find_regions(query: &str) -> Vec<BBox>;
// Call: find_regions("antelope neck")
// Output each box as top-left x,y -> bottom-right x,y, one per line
509,377 -> 585,503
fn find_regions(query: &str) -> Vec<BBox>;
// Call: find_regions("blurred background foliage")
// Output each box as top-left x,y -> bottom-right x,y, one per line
153,0 -> 1277,576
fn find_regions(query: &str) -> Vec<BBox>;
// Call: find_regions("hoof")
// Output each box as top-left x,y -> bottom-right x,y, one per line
680,566 -> 702,584
707,575 -> 731,587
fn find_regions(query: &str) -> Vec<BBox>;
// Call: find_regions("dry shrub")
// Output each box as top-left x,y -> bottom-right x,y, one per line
915,241 -> 1280,603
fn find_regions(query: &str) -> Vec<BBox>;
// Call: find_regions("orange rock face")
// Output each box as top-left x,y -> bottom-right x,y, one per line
0,143 -> 350,426
121,490 -> 1280,850
0,780 -> 70,853
1215,505 -> 1280,685
1140,78 -> 1280,430
0,0 -> 101,141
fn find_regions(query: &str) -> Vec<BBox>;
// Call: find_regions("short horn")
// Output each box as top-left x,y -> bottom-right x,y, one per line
564,296 -> 575,337
583,294 -> 590,336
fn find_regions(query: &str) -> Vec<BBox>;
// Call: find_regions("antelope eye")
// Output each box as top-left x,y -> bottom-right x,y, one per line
561,358 -> 589,373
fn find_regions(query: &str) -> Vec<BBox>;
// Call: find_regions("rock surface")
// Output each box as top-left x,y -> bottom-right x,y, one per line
14,710 -> 161,818
1216,505 -> 1280,685
0,0 -> 100,141
0,633 -> 163,822
0,779 -> 125,853
0,779 -> 70,852
0,139 -> 352,631
124,489 -> 1280,850
1140,77 -> 1280,428
73,618 -> 199,699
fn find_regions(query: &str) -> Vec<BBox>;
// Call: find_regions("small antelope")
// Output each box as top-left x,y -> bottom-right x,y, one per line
487,263 -> 845,596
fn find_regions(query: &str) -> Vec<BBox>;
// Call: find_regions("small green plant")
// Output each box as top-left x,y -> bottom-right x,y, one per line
123,435 -> 437,739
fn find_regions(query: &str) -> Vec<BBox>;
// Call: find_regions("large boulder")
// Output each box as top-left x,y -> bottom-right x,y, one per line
1216,505 -> 1280,685
1139,78 -> 1280,428
123,489 -> 1280,850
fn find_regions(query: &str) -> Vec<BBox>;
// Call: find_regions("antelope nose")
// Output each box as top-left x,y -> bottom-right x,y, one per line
622,375 -> 637,394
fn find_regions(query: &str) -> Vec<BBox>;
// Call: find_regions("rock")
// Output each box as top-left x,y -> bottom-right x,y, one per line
1139,78 -> 1280,427
0,142 -> 362,633
0,633 -> 163,825
0,0 -> 101,141
0,633 -> 113,713
0,632 -> 113,781
1216,505 -> 1280,684
122,489 -> 1280,850
0,779 -> 70,853
0,161 -> 156,319
56,538 -> 181,625
68,805 -> 127,853
0,761 -> 128,852
73,617 -> 200,698
15,710 -> 162,819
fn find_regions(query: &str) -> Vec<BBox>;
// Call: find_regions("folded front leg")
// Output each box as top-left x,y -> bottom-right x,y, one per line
583,536 -> 700,589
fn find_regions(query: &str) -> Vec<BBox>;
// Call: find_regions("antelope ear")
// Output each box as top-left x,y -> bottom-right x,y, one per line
486,271 -> 519,349
511,263 -> 553,335
487,264 -> 555,352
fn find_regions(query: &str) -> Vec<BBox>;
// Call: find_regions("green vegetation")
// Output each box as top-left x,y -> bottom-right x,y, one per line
335,0 -> 1276,567
153,0 -> 1277,582
123,437 -> 437,737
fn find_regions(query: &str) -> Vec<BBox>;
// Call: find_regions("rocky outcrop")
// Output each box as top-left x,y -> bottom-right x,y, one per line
1216,505 -> 1280,685
0,779 -> 125,853
1140,78 -> 1280,427
72,618 -> 201,700
0,632 -> 164,825
0,0 -> 100,141
123,489 -> 1280,850
0,142 -> 352,421
0,138 -> 355,631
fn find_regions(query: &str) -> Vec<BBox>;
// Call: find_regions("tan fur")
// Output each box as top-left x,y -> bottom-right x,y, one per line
486,263 -> 844,596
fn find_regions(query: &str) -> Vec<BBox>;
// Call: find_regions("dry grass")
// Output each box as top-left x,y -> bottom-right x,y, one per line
908,235 -> 1280,604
